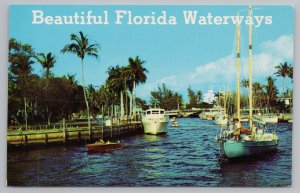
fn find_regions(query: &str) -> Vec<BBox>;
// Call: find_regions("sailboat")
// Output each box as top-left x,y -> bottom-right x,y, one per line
221,6 -> 279,159
215,92 -> 228,125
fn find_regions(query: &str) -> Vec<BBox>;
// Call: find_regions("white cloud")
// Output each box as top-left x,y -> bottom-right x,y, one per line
187,34 -> 293,88
157,75 -> 178,87
189,55 -> 235,86
137,34 -> 293,102
260,34 -> 293,61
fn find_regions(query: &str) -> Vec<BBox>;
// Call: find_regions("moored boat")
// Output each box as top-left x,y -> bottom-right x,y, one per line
214,112 -> 228,125
223,133 -> 279,158
142,108 -> 169,134
86,140 -> 124,152
254,113 -> 278,124
219,6 -> 279,159
199,112 -> 207,120
170,117 -> 179,127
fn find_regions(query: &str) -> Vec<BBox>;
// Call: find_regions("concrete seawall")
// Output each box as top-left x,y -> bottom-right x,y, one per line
7,123 -> 143,147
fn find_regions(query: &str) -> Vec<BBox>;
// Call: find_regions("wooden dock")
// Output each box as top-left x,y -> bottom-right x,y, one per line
7,123 -> 143,147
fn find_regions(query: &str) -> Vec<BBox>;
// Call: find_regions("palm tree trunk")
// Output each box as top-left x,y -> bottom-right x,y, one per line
283,77 -> 286,96
124,80 -> 128,122
46,71 -> 50,125
120,90 -> 124,119
81,59 -> 91,136
133,80 -> 136,121
128,91 -> 132,117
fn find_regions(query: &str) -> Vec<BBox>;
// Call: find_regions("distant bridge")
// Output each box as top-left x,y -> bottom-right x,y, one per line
166,108 -> 223,118
166,108 -> 264,118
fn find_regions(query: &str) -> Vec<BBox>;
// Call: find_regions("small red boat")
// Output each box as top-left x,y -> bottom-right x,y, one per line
86,140 -> 124,152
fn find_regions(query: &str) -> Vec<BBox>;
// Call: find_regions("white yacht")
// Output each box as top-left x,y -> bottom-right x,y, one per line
142,108 -> 169,134
254,113 -> 278,124
214,112 -> 228,125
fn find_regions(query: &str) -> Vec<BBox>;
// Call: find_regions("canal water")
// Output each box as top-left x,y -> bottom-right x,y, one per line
7,118 -> 292,187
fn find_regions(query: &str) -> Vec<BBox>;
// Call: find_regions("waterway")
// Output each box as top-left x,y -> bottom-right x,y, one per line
7,118 -> 292,186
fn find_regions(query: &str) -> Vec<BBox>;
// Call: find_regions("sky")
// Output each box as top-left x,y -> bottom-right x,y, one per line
9,5 -> 294,102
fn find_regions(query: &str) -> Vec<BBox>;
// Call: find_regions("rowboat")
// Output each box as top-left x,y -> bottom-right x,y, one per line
86,140 -> 124,152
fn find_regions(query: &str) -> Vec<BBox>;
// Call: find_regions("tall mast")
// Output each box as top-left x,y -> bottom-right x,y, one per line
224,91 -> 227,114
236,13 -> 241,120
248,5 -> 253,128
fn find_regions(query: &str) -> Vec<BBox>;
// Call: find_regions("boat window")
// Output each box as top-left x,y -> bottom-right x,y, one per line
146,111 -> 151,115
152,110 -> 159,114
160,110 -> 164,114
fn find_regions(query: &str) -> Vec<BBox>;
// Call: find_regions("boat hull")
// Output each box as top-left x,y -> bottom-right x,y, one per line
253,114 -> 279,124
215,118 -> 228,125
142,120 -> 168,134
223,139 -> 278,159
261,116 -> 278,123
86,143 -> 124,152
171,121 -> 179,127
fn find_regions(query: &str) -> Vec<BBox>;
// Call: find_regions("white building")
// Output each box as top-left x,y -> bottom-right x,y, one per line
203,89 -> 216,104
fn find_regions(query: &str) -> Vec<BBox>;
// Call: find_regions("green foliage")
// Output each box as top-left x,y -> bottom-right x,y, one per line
61,31 -> 101,130
198,102 -> 214,108
8,38 -> 85,125
150,83 -> 183,110
274,62 -> 293,94
8,38 -> 36,123
136,97 -> 148,110
9,38 -> 35,97
262,76 -> 279,112
36,52 -> 56,77
104,57 -> 148,114
241,79 -> 249,88
61,31 -> 100,60
7,36 -> 293,125
186,86 -> 202,109
122,56 -> 148,92
106,65 -> 126,93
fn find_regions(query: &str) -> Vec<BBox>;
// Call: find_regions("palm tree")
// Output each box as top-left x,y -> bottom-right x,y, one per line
107,65 -> 126,121
241,79 -> 249,89
274,62 -> 290,95
61,31 -> 100,134
106,66 -> 126,118
86,84 -> 102,117
252,82 -> 263,108
36,52 -> 56,78
196,90 -> 202,104
36,52 -> 56,125
123,56 -> 148,91
107,66 -> 125,96
287,64 -> 293,82
214,91 -> 222,106
241,79 -> 249,107
66,74 -> 78,85
263,76 -> 278,112
123,56 -> 148,116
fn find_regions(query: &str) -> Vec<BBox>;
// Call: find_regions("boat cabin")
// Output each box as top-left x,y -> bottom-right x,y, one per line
145,109 -> 165,115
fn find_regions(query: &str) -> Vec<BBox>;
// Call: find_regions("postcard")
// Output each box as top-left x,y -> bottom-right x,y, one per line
7,5 -> 293,187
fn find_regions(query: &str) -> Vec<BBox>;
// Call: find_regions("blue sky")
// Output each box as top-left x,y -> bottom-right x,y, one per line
9,5 -> 294,102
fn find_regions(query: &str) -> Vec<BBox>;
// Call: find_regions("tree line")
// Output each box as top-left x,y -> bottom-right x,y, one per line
8,32 -> 148,128
214,62 -> 293,115
149,61 -> 293,113
8,31 -> 293,127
